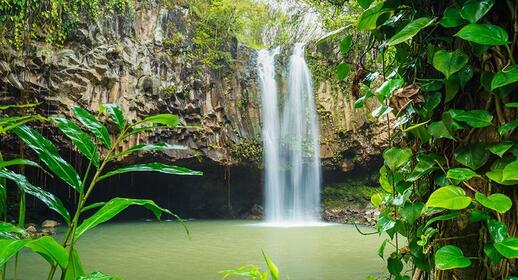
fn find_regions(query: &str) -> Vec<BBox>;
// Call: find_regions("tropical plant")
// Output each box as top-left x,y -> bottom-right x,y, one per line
219,250 -> 279,280
319,0 -> 518,279
0,103 -> 202,279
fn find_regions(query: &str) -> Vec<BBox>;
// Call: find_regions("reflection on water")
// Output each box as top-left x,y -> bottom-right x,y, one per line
8,220 -> 385,280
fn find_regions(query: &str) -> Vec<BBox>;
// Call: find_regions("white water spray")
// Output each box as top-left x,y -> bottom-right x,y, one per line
258,44 -> 322,226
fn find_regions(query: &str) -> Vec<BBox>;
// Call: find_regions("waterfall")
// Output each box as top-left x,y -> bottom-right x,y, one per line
259,44 -> 322,226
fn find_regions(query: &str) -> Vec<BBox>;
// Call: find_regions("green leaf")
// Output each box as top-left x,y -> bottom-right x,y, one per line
0,115 -> 46,134
262,251 -> 279,280
400,202 -> 424,224
460,0 -> 495,23
383,147 -> 412,171
469,210 -> 489,223
424,212 -> 461,228
435,245 -> 472,270
426,186 -> 472,210
0,158 -> 41,169
449,109 -> 493,128
489,142 -> 514,157
444,77 -> 460,102
26,236 -> 68,268
387,256 -> 403,276
506,102 -> 518,108
356,3 -> 393,30
135,113 -> 179,127
0,222 -> 26,235
100,104 -> 124,129
488,219 -> 507,243
455,144 -> 490,170
14,125 -> 82,192
387,17 -> 435,46
371,193 -> 384,207
98,162 -> 202,181
447,168 -> 480,181
357,0 -> 374,9
375,79 -> 404,100
475,192 -> 512,213
377,239 -> 389,259
484,244 -> 503,263
494,237 -> 518,259
0,239 -> 28,266
64,248 -> 85,280
491,65 -> 518,91
432,50 -> 469,79
372,104 -> 393,118
337,63 -> 351,80
53,117 -> 99,167
0,169 -> 70,223
377,216 -> 396,232
455,24 -> 509,45
75,198 -> 172,240
73,106 -> 111,149
486,169 -> 518,186
340,35 -> 353,53
498,119 -> 518,135
503,160 -> 518,181
406,154 -> 438,182
440,7 -> 466,28
428,121 -> 454,140
315,25 -> 351,45
113,142 -> 186,159
379,166 -> 394,193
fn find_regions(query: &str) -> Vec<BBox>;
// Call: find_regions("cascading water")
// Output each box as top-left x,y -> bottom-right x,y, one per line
259,43 -> 322,226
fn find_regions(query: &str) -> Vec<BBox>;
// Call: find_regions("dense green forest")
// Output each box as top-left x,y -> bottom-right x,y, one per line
0,0 -> 517,279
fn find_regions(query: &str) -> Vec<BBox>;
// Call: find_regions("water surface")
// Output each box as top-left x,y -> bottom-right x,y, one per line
10,220 -> 385,279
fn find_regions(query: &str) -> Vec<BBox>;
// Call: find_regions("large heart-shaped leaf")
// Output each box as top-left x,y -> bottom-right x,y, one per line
400,202 -> 424,224
440,7 -> 466,28
486,169 -> 518,186
53,117 -> 99,167
75,198 -> 172,240
460,0 -> 495,23
494,237 -> 518,259
100,103 -> 125,129
435,245 -> 472,270
449,109 -> 493,128
432,50 -> 469,79
387,17 -> 435,46
356,3 -> 393,30
502,160 -> 518,181
0,169 -> 70,223
491,65 -> 518,91
406,154 -> 439,182
455,23 -> 509,45
98,162 -> 202,181
475,192 -> 512,213
426,186 -> 472,210
14,125 -> 82,192
454,144 -> 490,170
387,256 -> 403,276
447,168 -> 480,181
73,106 -> 111,149
383,147 -> 412,171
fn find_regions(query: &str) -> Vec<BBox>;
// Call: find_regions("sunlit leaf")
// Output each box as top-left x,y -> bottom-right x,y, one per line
460,0 -> 495,23
135,114 -> 179,128
475,192 -> 512,213
502,160 -> 518,181
455,23 -> 509,45
494,237 -> 518,259
262,251 -> 279,280
435,245 -> 471,270
356,3 -> 393,30
446,168 -> 480,181
112,142 -> 186,159
0,239 -> 28,266
383,147 -> 412,171
26,236 -> 69,268
98,162 -> 202,181
426,186 -> 472,210
489,142 -> 514,157
387,17 -> 435,46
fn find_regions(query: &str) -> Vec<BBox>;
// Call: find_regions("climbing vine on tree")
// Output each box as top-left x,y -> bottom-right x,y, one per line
324,0 -> 518,279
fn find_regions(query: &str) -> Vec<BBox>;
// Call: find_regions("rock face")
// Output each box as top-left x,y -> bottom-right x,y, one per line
0,2 -> 388,219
